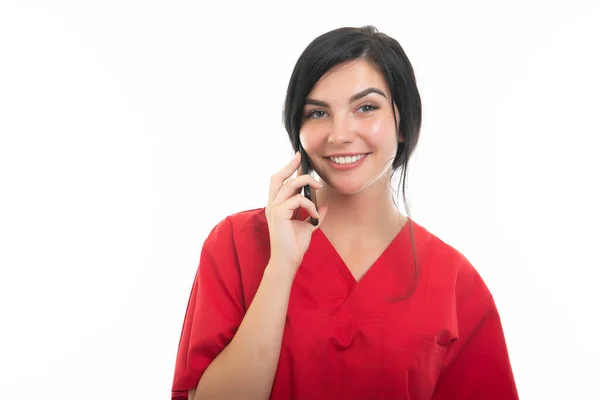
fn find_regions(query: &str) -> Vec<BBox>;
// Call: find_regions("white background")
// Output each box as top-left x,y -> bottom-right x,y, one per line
1,1 -> 599,399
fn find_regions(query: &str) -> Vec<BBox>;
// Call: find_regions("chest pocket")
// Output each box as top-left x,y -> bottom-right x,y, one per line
379,327 -> 448,400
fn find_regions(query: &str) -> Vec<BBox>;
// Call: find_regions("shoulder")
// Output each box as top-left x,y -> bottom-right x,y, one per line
227,207 -> 268,227
201,207 -> 271,302
411,220 -> 492,302
411,221 -> 498,340
408,220 -> 471,271
204,207 -> 268,248
202,207 -> 270,276
196,207 -> 269,284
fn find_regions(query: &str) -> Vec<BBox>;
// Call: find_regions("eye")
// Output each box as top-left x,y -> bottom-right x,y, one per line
358,104 -> 379,113
306,110 -> 327,119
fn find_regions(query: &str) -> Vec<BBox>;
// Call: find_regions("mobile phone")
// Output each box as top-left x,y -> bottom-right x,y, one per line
299,144 -> 319,226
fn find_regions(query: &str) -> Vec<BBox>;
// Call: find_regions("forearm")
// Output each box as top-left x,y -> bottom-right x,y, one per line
193,262 -> 294,400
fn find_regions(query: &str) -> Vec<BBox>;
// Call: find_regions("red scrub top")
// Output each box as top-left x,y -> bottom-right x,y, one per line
171,208 -> 519,399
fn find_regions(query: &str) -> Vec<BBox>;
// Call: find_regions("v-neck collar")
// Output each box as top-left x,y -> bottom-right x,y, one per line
313,218 -> 412,287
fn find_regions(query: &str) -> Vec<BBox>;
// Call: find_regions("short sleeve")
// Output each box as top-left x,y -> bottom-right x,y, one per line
171,217 -> 245,400
432,265 -> 519,399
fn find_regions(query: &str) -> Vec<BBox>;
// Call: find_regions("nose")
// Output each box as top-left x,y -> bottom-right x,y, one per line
327,114 -> 355,144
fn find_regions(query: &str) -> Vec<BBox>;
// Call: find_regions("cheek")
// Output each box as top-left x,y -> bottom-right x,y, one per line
357,118 -> 396,147
299,125 -> 325,153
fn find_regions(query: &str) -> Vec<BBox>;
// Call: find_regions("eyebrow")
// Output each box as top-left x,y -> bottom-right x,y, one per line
305,87 -> 387,107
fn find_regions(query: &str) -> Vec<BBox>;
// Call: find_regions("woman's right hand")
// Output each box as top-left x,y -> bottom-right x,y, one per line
265,151 -> 328,273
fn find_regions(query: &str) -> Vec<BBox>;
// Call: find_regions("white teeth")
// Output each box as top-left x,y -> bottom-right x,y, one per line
330,154 -> 366,164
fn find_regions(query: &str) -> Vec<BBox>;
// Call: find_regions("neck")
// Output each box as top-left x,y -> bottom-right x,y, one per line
316,177 -> 404,240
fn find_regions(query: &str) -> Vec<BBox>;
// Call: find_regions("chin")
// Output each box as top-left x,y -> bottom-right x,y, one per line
325,180 -> 373,196
321,171 -> 390,196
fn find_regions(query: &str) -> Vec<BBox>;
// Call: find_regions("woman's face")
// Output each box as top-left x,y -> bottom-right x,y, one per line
299,59 -> 402,195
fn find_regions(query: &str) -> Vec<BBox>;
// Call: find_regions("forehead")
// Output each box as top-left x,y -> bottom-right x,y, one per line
308,59 -> 389,99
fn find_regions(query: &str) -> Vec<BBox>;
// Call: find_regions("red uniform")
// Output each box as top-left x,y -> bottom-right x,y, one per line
171,208 -> 518,399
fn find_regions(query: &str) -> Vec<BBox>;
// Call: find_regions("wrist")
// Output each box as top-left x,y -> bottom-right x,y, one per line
263,261 -> 296,286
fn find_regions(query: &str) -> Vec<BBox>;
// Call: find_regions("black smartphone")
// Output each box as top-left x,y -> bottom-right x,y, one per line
299,144 -> 319,226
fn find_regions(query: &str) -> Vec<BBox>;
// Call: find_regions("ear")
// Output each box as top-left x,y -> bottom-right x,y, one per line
398,130 -> 405,143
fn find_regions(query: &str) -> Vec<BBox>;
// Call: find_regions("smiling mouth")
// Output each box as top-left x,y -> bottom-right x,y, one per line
327,153 -> 369,165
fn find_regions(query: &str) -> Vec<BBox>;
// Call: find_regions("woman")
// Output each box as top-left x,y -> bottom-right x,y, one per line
171,26 -> 519,399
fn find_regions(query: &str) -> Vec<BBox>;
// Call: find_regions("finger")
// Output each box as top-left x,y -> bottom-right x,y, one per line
273,175 -> 323,205
296,158 -> 304,176
268,152 -> 301,204
271,193 -> 319,221
304,203 -> 328,228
